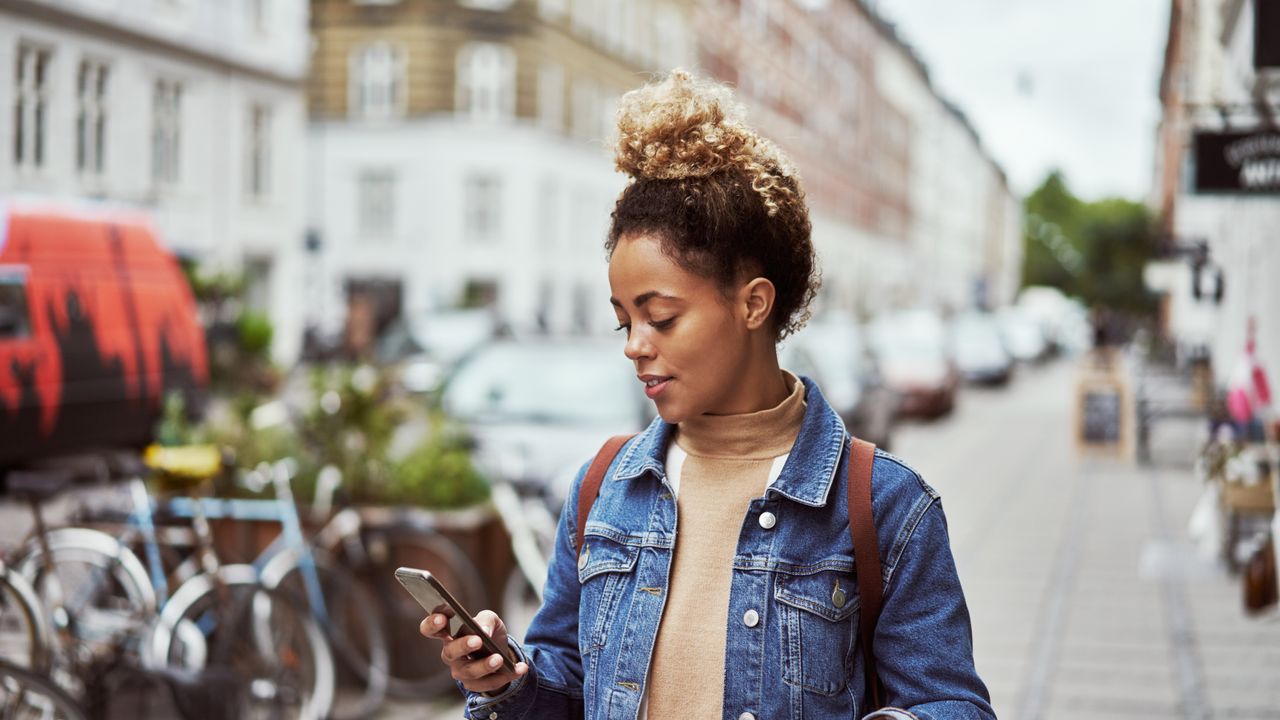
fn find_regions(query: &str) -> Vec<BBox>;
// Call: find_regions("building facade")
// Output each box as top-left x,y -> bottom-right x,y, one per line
1152,0 -> 1280,384
310,0 -> 1019,356
697,0 -> 1022,318
1,0 -> 311,362
307,0 -> 694,351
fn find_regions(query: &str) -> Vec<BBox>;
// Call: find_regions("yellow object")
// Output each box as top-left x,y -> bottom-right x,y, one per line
144,444 -> 223,486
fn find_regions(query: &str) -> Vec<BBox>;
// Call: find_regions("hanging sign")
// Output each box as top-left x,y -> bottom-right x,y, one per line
1193,131 -> 1280,193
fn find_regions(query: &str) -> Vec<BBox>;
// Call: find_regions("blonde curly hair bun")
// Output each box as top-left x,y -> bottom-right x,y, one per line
614,70 -> 800,217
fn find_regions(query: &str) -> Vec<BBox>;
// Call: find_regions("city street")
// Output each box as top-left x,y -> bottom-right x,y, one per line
391,356 -> 1280,719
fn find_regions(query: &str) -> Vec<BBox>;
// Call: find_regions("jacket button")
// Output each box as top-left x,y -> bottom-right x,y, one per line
742,609 -> 759,628
738,713 -> 756,720
758,512 -> 776,529
578,546 -> 590,571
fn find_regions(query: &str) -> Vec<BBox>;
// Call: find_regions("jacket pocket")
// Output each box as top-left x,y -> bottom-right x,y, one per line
577,528 -> 640,655
774,567 -> 859,696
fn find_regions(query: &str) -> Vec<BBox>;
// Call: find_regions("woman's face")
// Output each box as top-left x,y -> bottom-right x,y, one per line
608,234 -> 757,424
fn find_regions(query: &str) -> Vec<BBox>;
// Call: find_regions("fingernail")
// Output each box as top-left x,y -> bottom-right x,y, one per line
468,637 -> 481,649
489,655 -> 502,668
433,615 -> 444,625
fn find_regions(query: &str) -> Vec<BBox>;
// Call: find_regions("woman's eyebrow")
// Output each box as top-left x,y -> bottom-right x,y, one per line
610,291 -> 680,308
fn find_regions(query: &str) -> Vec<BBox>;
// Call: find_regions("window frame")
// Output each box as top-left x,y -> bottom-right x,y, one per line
0,267 -> 33,341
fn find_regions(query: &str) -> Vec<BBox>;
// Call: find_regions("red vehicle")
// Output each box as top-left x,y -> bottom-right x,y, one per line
0,201 -> 208,467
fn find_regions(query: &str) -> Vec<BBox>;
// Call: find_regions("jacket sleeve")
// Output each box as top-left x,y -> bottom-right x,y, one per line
862,499 -> 996,720
462,462 -> 590,720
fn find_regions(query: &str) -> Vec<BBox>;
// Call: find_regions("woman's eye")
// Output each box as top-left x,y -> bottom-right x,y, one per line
614,323 -> 631,334
650,318 -> 676,330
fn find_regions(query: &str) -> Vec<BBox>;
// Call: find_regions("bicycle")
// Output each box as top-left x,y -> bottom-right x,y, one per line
12,451 -> 336,720
0,656 -> 87,720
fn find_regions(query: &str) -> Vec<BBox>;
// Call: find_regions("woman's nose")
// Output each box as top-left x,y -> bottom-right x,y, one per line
623,330 -> 653,361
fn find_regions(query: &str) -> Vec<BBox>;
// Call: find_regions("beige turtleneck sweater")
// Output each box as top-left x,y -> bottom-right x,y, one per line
641,371 -> 807,719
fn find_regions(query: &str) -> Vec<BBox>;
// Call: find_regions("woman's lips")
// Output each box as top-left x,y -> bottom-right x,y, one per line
644,378 -> 673,399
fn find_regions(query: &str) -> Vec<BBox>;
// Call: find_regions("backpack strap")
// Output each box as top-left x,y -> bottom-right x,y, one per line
575,434 -> 636,558
848,437 -> 885,711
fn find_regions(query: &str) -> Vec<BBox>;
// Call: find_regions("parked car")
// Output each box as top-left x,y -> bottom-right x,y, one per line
781,316 -> 896,449
949,312 -> 1014,385
0,201 -> 208,466
869,311 -> 959,418
379,308 -> 504,394
996,307 -> 1050,363
440,337 -> 651,503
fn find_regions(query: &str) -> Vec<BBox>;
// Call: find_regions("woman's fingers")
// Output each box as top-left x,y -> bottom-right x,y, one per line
419,612 -> 451,640
422,609 -> 528,693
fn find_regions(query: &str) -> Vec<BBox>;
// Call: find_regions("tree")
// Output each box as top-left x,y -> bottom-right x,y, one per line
1022,170 -> 1158,317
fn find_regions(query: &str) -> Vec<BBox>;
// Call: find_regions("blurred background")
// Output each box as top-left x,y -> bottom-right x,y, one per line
0,0 -> 1278,718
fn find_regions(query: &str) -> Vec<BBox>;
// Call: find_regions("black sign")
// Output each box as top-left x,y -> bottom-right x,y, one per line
1257,0 -> 1280,69
1082,388 -> 1122,445
1194,131 -> 1280,193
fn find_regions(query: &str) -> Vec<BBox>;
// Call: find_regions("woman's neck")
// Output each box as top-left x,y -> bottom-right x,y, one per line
704,345 -> 789,416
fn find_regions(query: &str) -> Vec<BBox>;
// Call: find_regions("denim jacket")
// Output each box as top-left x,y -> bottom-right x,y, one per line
463,377 -> 994,720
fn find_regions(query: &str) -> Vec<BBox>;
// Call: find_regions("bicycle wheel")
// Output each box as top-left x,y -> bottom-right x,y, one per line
15,528 -> 156,697
0,657 -> 87,720
327,524 -> 486,698
260,547 -> 389,720
0,563 -> 53,674
147,564 -> 335,720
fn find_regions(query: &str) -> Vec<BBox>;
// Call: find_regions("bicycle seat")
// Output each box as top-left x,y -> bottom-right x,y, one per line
3,469 -> 77,503
144,444 -> 224,492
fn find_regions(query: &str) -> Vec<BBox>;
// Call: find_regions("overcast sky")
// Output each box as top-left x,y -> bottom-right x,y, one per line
873,0 -> 1171,201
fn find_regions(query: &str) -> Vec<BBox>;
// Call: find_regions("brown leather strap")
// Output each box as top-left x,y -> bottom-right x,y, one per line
848,437 -> 884,711
575,434 -> 636,557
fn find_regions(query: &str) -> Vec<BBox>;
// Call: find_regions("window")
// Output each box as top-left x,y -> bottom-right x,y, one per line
358,170 -> 396,236
76,59 -> 109,176
538,0 -> 567,20
571,78 -> 597,139
459,0 -> 515,9
538,63 -> 565,132
537,178 -> 560,249
152,79 -> 182,185
350,42 -> 405,119
14,45 -> 52,170
455,43 -> 515,121
464,174 -> 501,243
249,0 -> 269,33
0,272 -> 31,339
247,104 -> 272,198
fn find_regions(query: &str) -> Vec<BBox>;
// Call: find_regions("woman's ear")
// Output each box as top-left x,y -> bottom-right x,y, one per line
739,277 -> 777,331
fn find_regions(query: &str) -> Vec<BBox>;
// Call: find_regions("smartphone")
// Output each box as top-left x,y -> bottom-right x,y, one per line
395,567 -> 516,672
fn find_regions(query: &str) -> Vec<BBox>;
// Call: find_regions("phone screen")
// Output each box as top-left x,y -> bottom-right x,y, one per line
405,580 -> 471,639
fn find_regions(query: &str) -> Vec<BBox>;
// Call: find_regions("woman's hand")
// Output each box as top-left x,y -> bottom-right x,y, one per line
420,609 -> 530,695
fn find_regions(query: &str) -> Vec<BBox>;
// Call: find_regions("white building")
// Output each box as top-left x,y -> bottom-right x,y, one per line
1153,0 -> 1280,385
306,0 -> 693,352
1,0 -> 310,362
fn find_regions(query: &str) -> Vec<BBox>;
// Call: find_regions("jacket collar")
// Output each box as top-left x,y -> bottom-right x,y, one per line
612,375 -> 847,508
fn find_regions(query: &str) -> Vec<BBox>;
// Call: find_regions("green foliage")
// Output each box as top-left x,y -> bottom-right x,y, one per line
1022,170 -> 1159,316
237,311 -> 275,357
387,416 -> 489,509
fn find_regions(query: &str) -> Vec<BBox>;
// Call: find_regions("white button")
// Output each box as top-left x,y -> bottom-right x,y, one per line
758,512 -> 777,529
578,545 -> 589,570
489,713 -> 498,720
739,713 -> 756,720
743,609 -> 759,627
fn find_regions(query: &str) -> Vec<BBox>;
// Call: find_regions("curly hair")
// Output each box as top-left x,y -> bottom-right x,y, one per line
606,70 -> 820,341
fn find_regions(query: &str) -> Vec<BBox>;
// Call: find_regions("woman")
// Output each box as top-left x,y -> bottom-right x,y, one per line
422,71 -> 994,720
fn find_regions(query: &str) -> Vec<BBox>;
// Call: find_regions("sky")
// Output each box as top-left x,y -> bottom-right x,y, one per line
872,0 -> 1171,202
